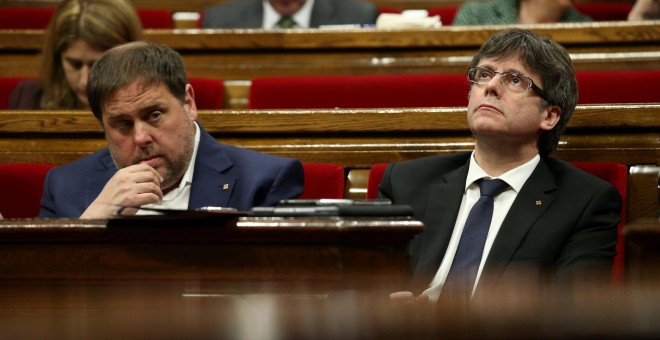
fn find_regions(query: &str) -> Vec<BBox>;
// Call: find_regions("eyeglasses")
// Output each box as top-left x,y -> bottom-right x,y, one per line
468,66 -> 551,104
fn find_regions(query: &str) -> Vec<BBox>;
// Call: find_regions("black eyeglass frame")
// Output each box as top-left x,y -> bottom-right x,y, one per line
467,66 -> 552,105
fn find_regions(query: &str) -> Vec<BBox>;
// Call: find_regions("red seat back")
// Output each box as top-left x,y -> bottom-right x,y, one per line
574,3 -> 633,21
299,163 -> 346,199
0,6 -> 172,29
189,77 -> 224,109
427,6 -> 459,25
0,7 -> 55,29
0,163 -> 56,218
367,161 -> 628,281
249,74 -> 470,109
577,70 -> 660,104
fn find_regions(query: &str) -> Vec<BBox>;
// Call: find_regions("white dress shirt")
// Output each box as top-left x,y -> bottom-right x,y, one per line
262,0 -> 315,28
423,151 -> 540,302
137,122 -> 201,214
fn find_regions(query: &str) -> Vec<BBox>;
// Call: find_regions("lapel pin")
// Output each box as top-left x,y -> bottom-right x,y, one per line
222,184 -> 229,190
535,200 -> 542,206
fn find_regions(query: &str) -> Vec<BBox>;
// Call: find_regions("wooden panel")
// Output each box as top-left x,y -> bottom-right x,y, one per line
0,217 -> 422,294
0,105 -> 658,167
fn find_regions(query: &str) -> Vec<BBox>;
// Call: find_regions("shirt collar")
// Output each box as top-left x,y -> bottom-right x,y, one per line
161,121 -> 200,202
466,151 -> 540,193
263,0 -> 315,28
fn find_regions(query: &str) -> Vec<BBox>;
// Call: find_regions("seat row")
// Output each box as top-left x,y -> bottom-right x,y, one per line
0,161 -> 629,282
2,70 -> 659,110
0,2 -> 635,29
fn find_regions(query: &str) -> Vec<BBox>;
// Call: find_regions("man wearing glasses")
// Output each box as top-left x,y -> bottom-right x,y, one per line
383,28 -> 621,304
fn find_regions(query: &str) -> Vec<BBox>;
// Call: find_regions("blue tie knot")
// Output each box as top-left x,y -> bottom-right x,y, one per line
478,178 -> 508,198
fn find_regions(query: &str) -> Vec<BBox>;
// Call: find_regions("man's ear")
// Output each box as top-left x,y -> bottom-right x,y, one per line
541,105 -> 561,131
184,83 -> 198,121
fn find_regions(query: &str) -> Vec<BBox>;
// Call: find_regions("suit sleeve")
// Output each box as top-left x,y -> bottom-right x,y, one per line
556,183 -> 621,282
38,170 -> 57,218
260,158 -> 305,207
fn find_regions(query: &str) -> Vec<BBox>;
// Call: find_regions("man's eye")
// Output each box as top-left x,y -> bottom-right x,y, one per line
478,70 -> 493,79
148,112 -> 162,121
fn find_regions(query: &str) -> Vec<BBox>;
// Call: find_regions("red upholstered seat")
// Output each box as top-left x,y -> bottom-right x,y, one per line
366,161 -> 628,282
136,8 -> 174,29
574,2 -> 633,21
0,163 -> 56,218
299,163 -> 346,199
0,7 -> 55,29
0,77 -> 33,109
249,74 -> 470,109
189,77 -> 224,109
2,77 -> 222,109
0,6 -> 173,29
427,6 -> 459,25
576,70 -> 660,104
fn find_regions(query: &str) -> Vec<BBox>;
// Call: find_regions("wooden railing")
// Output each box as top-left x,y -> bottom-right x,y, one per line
2,22 -> 660,108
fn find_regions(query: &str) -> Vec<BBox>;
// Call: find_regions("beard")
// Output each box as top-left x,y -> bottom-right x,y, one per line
109,125 -> 196,193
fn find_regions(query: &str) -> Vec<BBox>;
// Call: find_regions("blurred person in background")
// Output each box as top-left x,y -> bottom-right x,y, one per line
9,0 -> 144,109
202,0 -> 378,28
453,0 -> 592,25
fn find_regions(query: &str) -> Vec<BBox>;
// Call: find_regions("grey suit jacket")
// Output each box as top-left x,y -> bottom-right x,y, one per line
202,0 -> 379,28
379,152 -> 621,296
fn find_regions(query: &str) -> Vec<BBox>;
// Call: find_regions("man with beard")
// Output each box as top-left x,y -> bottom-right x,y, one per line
39,41 -> 304,219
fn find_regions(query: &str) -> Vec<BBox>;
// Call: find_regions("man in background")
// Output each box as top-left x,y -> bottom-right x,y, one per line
202,0 -> 379,28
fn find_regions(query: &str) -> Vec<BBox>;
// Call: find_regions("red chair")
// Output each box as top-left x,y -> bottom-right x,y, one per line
189,77 -> 224,109
0,77 -> 34,109
427,6 -> 460,25
249,74 -> 470,109
366,161 -> 628,282
299,163 -> 346,199
0,7 -> 55,29
577,70 -> 660,104
574,3 -> 634,21
0,163 -> 56,218
0,6 -> 173,29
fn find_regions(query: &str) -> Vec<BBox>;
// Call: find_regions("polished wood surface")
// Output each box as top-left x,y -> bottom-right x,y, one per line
1,105 -> 658,167
0,216 -> 423,290
2,23 -> 660,108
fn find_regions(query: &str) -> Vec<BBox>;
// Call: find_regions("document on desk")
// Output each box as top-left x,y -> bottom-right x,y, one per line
251,199 -> 414,217
106,206 -> 248,228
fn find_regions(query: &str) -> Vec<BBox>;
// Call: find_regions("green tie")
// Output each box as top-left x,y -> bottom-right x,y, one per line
277,16 -> 296,28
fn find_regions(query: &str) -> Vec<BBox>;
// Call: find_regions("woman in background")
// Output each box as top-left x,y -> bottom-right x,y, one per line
9,0 -> 143,109
452,0 -> 592,25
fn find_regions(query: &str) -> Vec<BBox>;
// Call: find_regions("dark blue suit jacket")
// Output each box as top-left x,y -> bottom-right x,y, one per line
379,152 -> 621,296
202,0 -> 378,28
39,125 -> 304,218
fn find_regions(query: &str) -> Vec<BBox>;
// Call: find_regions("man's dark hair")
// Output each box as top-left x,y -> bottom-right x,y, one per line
87,41 -> 188,121
469,28 -> 577,157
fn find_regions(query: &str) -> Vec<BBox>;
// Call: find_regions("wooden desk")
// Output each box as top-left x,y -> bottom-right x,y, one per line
623,218 -> 660,286
2,23 -> 660,108
0,216 -> 423,291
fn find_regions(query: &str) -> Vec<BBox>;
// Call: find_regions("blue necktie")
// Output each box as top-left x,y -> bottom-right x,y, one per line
443,178 -> 509,299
